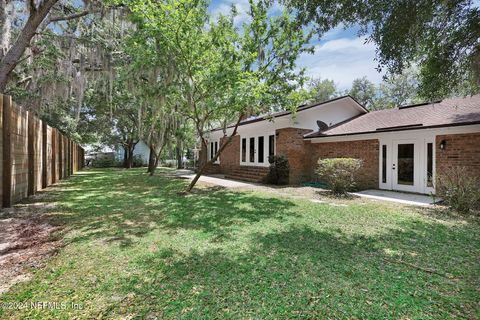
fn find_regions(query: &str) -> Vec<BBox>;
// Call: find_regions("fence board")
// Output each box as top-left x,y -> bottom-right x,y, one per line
28,112 -> 34,196
1,94 -> 85,207
2,95 -> 12,207
0,95 -> 3,202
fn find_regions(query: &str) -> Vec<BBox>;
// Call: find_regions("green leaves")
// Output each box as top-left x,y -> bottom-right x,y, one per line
284,0 -> 480,99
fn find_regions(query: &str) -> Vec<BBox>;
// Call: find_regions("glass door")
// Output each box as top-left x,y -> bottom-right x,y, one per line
392,140 -> 419,192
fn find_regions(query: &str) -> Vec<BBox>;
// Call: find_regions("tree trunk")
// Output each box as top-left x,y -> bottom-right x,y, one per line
0,0 -> 12,60
0,0 -> 59,93
123,148 -> 128,168
147,145 -> 155,173
128,148 -> 134,169
186,114 -> 243,192
149,154 -> 160,176
149,144 -> 165,176
176,139 -> 183,169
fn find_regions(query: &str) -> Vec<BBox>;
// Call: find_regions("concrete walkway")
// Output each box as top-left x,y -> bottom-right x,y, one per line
176,170 -> 437,207
351,189 -> 438,206
177,172 -> 255,188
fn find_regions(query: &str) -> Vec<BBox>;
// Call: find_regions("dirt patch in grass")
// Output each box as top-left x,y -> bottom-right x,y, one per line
0,196 -> 63,294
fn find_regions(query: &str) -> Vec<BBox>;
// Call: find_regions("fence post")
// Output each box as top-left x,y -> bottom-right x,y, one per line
70,140 -> 73,175
59,134 -> 63,179
2,95 -> 12,207
27,112 -> 35,196
66,138 -> 69,177
42,122 -> 47,188
52,129 -> 56,183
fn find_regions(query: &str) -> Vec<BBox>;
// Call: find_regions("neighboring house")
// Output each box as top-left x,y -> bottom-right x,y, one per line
204,95 -> 480,194
115,140 -> 150,165
83,145 -> 116,166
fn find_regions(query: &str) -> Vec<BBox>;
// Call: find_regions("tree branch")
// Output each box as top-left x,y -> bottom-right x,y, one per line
48,9 -> 90,23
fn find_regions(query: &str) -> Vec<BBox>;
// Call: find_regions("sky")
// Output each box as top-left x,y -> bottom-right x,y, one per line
209,0 -> 384,90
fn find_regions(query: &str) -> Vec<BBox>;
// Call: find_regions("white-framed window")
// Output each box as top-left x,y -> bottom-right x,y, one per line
240,134 -> 274,166
208,140 -> 220,163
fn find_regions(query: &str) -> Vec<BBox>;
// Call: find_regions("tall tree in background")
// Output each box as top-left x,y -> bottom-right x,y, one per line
349,76 -> 376,109
377,68 -> 420,108
348,69 -> 421,110
305,77 -> 338,103
283,0 -> 480,99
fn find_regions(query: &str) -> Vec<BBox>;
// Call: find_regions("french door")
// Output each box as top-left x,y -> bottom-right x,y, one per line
392,140 -> 419,193
382,137 -> 435,194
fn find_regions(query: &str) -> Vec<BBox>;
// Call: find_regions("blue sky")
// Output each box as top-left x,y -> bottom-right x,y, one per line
209,0 -> 384,90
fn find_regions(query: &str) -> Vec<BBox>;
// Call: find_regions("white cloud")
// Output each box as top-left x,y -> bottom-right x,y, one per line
316,37 -> 373,52
209,0 -> 251,26
298,37 -> 384,90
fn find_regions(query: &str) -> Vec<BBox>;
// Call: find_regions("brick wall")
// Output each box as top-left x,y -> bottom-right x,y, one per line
219,135 -> 240,173
436,132 -> 480,177
308,139 -> 380,189
275,128 -> 313,184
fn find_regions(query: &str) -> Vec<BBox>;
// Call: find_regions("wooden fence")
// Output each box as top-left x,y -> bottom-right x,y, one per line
1,94 -> 85,208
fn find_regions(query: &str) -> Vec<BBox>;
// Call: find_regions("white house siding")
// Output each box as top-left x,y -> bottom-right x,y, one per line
116,140 -> 150,165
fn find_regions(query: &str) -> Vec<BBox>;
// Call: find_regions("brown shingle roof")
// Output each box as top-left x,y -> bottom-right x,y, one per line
304,95 -> 480,139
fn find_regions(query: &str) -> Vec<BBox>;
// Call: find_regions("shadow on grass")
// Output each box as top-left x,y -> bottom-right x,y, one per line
118,221 -> 479,319
18,168 -> 297,247
2,168 -> 478,319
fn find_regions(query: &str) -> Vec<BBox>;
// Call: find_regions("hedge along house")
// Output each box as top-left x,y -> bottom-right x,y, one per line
203,95 -> 480,194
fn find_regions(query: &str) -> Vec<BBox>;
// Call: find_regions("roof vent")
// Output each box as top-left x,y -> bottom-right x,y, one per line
316,120 -> 329,132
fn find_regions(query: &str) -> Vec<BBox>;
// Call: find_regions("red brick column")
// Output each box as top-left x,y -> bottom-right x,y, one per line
219,135 -> 240,173
275,128 -> 313,184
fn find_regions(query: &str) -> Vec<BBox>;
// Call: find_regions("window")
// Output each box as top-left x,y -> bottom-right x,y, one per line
249,137 -> 255,162
427,143 -> 433,187
214,141 -> 218,156
268,135 -> 275,157
397,143 -> 414,186
258,136 -> 264,163
210,142 -> 214,160
382,145 -> 387,183
241,138 -> 246,162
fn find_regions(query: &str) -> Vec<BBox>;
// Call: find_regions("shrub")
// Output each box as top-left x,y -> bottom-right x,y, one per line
132,155 -> 144,167
266,155 -> 290,185
92,157 -> 116,168
436,166 -> 480,214
315,158 -> 363,195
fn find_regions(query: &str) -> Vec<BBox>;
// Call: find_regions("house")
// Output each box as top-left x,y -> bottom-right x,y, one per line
83,145 -> 116,166
203,95 -> 480,194
115,140 -> 150,165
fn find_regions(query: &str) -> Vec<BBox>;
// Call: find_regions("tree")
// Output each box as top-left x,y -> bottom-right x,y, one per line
349,76 -> 376,109
377,68 -> 420,108
124,0 -> 311,191
179,0 -> 312,192
305,77 -> 338,103
283,0 -> 480,100
0,0 -> 103,93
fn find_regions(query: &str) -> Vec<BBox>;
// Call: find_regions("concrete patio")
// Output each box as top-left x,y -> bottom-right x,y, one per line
351,189 -> 438,207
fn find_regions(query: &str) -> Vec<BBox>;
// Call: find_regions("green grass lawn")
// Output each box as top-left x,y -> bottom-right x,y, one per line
1,168 -> 479,319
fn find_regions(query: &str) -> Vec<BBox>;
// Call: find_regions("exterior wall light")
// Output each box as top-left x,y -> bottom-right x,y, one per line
440,140 -> 446,150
